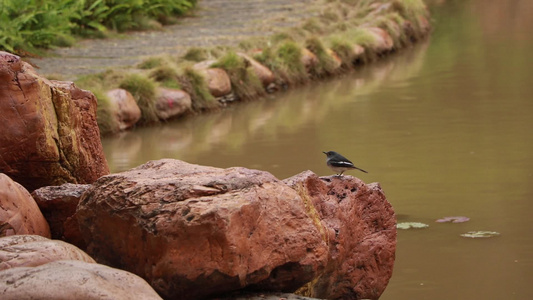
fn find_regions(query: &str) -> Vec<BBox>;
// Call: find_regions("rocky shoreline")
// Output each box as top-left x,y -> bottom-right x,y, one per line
0,0 -> 432,298
71,0 -> 432,135
0,160 -> 395,299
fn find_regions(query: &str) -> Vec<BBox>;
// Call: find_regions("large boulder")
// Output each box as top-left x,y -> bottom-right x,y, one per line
0,51 -> 109,191
284,172 -> 396,300
106,88 -> 141,130
0,173 -> 50,238
76,159 -> 329,300
0,235 -> 94,271
0,260 -> 163,300
31,183 -> 90,245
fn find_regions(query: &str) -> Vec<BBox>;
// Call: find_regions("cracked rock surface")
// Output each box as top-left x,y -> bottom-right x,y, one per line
0,51 -> 109,191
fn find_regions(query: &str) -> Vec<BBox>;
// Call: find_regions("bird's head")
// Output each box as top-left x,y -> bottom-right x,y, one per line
323,151 -> 335,157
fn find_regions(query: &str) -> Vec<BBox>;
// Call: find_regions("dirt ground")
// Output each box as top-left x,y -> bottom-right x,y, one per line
30,0 -> 317,81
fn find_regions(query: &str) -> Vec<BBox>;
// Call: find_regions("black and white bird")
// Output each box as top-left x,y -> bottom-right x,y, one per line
323,151 -> 368,176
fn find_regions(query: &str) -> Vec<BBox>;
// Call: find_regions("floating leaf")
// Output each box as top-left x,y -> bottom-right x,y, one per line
397,222 -> 429,229
436,216 -> 470,223
460,231 -> 500,238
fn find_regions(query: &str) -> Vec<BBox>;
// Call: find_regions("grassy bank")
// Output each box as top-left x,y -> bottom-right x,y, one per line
0,0 -> 197,55
75,0 -> 431,135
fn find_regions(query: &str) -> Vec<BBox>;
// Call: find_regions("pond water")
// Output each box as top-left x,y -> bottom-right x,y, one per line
102,0 -> 533,298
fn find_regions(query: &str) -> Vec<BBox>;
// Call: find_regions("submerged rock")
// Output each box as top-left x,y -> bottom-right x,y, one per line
0,51 -> 109,191
76,159 -> 329,299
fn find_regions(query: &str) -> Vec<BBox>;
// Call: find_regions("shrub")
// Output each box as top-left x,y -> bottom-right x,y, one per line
305,37 -> 338,77
179,67 -> 218,111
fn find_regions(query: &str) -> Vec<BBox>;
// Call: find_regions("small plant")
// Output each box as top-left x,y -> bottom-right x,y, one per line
305,37 -> 338,77
179,67 -> 218,111
329,37 -> 355,67
302,18 -> 323,34
138,57 -> 164,69
391,0 -> 429,38
211,51 -> 265,101
181,47 -> 208,62
119,74 -> 159,124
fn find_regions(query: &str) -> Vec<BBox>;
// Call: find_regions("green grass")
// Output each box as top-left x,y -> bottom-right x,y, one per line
305,37 -> 339,77
391,0 -> 429,38
328,37 -> 356,67
179,67 -> 218,111
255,41 -> 308,86
119,73 -> 159,124
181,47 -> 209,62
211,51 -> 265,101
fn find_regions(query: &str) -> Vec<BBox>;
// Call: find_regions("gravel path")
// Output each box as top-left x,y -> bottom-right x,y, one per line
31,0 -> 317,80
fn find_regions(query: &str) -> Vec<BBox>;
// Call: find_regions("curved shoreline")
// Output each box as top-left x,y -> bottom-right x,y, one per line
38,0 -> 433,136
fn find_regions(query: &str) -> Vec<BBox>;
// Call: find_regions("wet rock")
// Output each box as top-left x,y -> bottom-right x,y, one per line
106,88 -> 141,130
0,173 -> 50,238
76,159 -> 328,300
0,51 -> 109,191
237,52 -> 276,87
193,61 -> 232,97
284,172 -> 396,300
364,27 -> 394,53
0,260 -> 163,300
31,183 -> 90,245
0,235 -> 95,271
155,87 -> 192,120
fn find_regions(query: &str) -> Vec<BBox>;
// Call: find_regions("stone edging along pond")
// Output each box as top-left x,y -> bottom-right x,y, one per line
74,0 -> 432,136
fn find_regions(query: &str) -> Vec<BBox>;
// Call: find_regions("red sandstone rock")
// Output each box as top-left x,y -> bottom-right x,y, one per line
326,48 -> 343,69
0,51 -> 109,191
76,159 -> 329,299
0,235 -> 95,271
154,87 -> 192,120
353,44 -> 366,59
193,61 -> 232,97
0,260 -> 163,300
31,184 -> 90,245
364,27 -> 395,53
106,88 -> 141,130
0,173 -> 50,238
237,52 -> 276,87
284,171 -> 396,300
300,48 -> 319,72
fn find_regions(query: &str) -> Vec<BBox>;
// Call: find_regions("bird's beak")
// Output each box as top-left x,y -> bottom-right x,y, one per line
322,151 -> 327,155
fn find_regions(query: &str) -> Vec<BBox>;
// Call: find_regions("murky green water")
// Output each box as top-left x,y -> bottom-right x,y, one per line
102,0 -> 533,298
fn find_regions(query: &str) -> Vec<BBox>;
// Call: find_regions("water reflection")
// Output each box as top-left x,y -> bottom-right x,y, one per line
102,40 -> 431,174
102,0 -> 533,299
